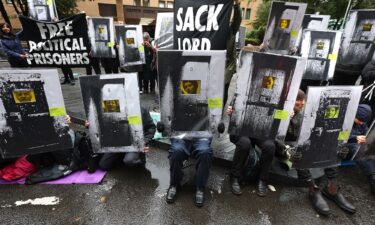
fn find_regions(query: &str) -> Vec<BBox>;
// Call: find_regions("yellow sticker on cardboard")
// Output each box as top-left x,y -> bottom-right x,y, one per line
338,131 -> 350,141
328,54 -> 337,60
274,109 -> 289,120
208,98 -> 223,109
128,115 -> 142,125
49,107 -> 66,117
290,30 -> 298,38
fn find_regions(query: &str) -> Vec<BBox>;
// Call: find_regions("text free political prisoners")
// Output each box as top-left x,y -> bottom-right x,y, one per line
26,21 -> 90,65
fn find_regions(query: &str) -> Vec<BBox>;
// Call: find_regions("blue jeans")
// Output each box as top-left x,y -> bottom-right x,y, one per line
169,138 -> 213,188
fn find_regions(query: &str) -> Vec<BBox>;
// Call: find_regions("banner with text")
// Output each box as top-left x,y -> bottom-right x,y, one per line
19,14 -> 90,67
173,0 -> 233,50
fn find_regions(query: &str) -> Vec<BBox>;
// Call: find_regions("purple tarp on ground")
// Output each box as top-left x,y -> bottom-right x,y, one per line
0,170 -> 106,185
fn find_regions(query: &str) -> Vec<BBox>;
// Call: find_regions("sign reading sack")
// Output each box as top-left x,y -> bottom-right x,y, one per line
80,74 -> 144,153
294,86 -> 362,169
228,51 -> 306,140
173,0 -> 233,50
300,30 -> 342,81
0,69 -> 72,158
158,50 -> 226,138
19,14 -> 90,67
338,9 -> 375,66
262,1 -> 307,54
115,25 -> 145,67
87,17 -> 116,58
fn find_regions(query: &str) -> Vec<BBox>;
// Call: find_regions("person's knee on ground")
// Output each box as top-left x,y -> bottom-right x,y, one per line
122,152 -> 145,166
98,153 -> 123,171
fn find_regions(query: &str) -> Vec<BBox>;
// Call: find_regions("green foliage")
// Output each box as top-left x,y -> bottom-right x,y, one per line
246,0 -> 271,45
55,0 -> 79,19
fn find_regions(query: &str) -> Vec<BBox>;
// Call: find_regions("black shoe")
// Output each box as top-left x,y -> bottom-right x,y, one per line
368,174 -> 375,195
256,180 -> 267,197
309,188 -> 330,216
61,80 -> 70,85
195,188 -> 205,207
230,177 -> 242,195
322,183 -> 356,214
166,186 -> 177,204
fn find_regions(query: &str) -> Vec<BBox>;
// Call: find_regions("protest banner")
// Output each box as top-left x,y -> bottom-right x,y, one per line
19,14 -> 91,67
173,0 -> 233,50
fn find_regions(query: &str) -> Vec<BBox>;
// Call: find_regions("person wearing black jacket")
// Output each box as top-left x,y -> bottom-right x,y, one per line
0,22 -> 28,67
223,0 -> 242,105
98,106 -> 156,170
274,90 -> 356,216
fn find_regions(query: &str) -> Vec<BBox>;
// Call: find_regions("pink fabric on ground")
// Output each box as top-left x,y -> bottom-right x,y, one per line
0,156 -> 37,181
0,169 -> 107,185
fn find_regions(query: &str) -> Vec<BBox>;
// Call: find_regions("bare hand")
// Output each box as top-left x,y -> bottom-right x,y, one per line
144,146 -> 150,153
290,111 -> 295,118
85,120 -> 90,129
66,115 -> 72,124
227,106 -> 233,115
20,54 -> 27,59
357,135 -> 366,144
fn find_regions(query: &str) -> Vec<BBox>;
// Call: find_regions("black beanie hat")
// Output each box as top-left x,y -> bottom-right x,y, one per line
356,104 -> 372,123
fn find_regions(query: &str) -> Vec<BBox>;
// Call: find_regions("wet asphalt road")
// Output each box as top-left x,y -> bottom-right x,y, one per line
0,146 -> 374,225
0,63 -> 374,225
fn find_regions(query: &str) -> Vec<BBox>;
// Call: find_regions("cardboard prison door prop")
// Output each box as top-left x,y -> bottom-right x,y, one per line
294,86 -> 362,169
228,51 -> 306,140
338,10 -> 375,66
173,0 -> 233,50
158,50 -> 226,138
87,17 -> 116,58
154,13 -> 174,49
27,0 -> 58,21
300,30 -> 342,81
296,14 -> 330,52
80,74 -> 144,153
0,69 -> 72,158
263,1 -> 307,55
115,25 -> 145,67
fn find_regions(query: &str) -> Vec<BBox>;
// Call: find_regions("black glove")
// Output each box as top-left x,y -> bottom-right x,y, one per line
156,122 -> 165,133
217,122 -> 225,133
338,146 -> 350,159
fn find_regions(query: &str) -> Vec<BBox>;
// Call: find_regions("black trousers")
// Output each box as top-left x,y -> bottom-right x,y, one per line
101,58 -> 119,74
142,79 -> 156,93
86,57 -> 101,75
230,136 -> 275,181
297,167 -> 338,182
61,67 -> 74,81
